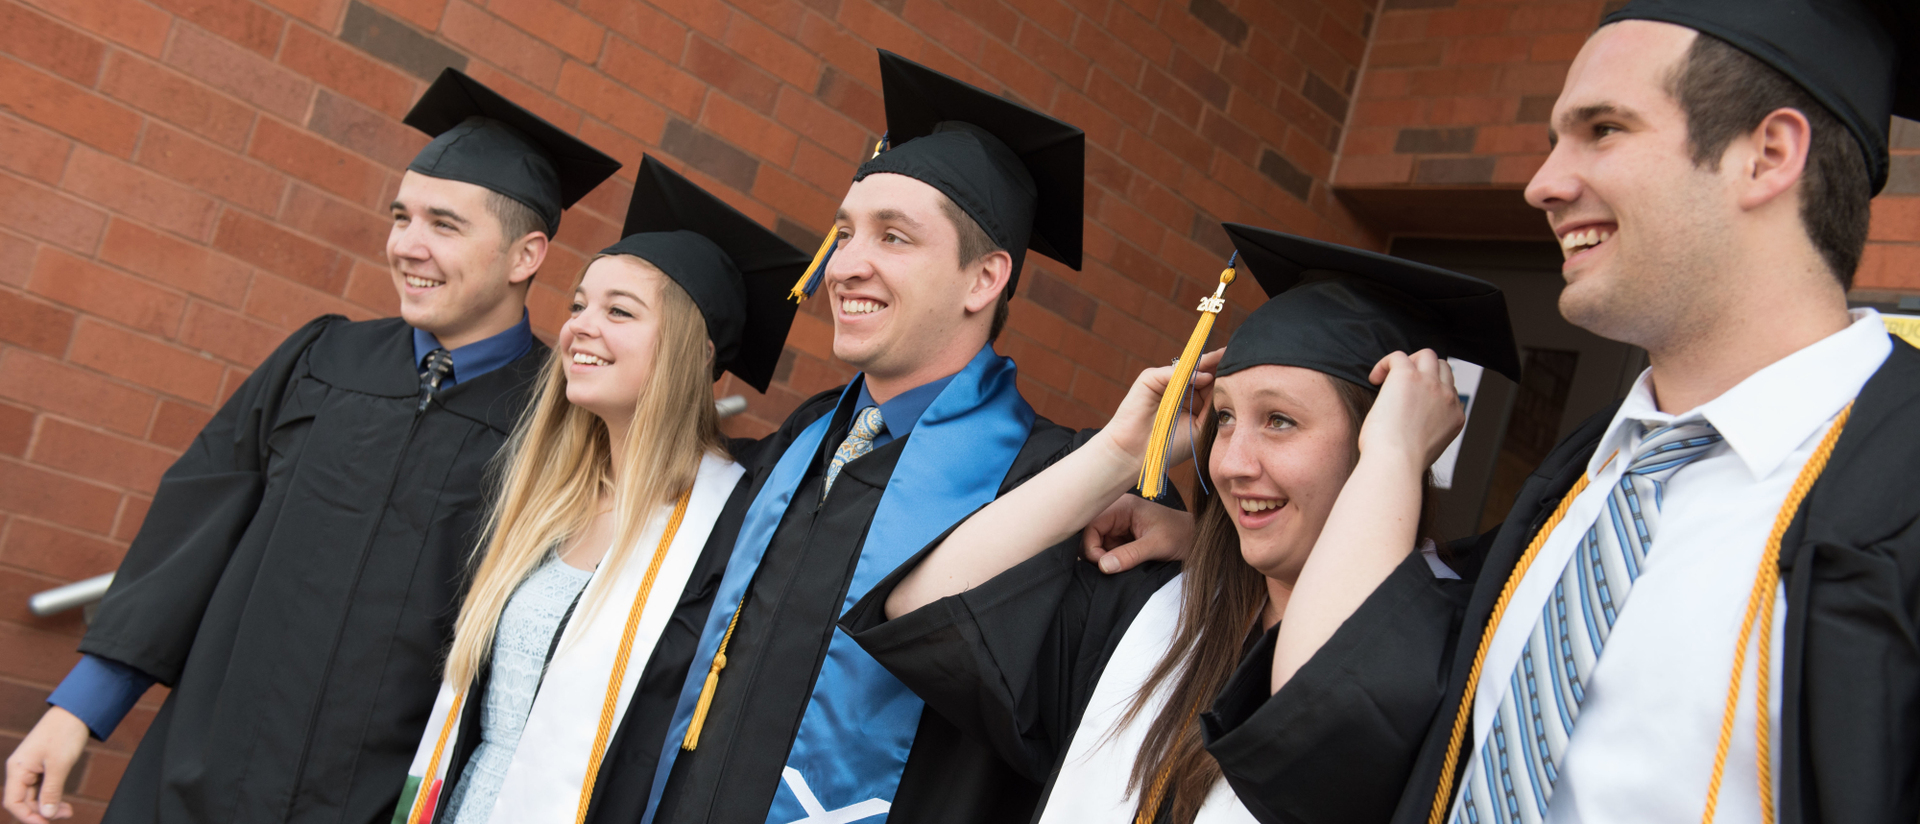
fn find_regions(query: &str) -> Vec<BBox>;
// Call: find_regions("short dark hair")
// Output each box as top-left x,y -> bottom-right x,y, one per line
1666,32 -> 1870,288
935,194 -> 1014,342
485,189 -> 548,251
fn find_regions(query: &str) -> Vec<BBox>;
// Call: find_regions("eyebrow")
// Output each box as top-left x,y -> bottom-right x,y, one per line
1548,102 -> 1639,144
576,287 -> 652,307
426,206 -> 470,226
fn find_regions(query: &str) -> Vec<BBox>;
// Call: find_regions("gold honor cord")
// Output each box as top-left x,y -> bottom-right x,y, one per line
787,135 -> 889,302
575,489 -> 693,824
1428,403 -> 1852,824
1137,254 -> 1236,500
406,691 -> 467,824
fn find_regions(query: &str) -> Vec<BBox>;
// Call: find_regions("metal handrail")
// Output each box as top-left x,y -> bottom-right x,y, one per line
26,395 -> 755,617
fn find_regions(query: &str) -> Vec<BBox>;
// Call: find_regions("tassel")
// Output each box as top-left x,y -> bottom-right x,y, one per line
682,596 -> 747,750
1137,252 -> 1236,500
787,134 -> 890,302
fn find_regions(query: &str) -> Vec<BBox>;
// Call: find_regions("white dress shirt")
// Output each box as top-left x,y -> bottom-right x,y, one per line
1470,310 -> 1892,824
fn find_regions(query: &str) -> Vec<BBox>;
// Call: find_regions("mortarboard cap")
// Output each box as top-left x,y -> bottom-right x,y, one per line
598,156 -> 806,393
404,68 -> 622,237
1217,224 -> 1523,388
1601,0 -> 1919,195
854,50 -> 1085,291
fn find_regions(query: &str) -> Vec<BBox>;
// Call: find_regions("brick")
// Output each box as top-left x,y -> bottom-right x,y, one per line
136,125 -> 287,216
491,0 -> 604,60
167,25 -> 314,123
1149,111 -> 1212,170
1509,2 -> 1605,33
752,166 -> 834,226
1855,242 -> 1920,291
28,247 -> 189,337
145,399 -> 210,452
1491,153 -> 1546,185
1301,72 -> 1349,121
796,12 -> 873,82
1106,4 -> 1171,65
1140,67 -> 1204,128
1050,88 -> 1123,151
0,290 -> 73,356
14,0 -> 168,57
0,116 -> 69,185
0,57 -> 141,158
0,350 -> 157,436
1451,35 -> 1532,65
343,259 -> 400,315
152,0 -> 285,56
554,62 -> 667,143
1394,126 -> 1476,153
1258,148 -> 1312,200
646,0 -> 729,39
944,0 -> 1015,41
1317,10 -> 1369,66
1475,123 -> 1549,154
179,302 -> 286,365
457,64 -> 581,132
61,149 -> 220,242
69,320 -> 225,404
815,66 -> 885,134
1157,2 -> 1225,69
1333,152 -> 1413,185
340,1 -> 468,81
440,1 -> 563,88
789,140 -> 856,198
1428,95 -> 1509,126
29,418 -> 177,491
1413,156 -> 1495,184
99,55 -> 254,152
1408,65 -> 1498,97
249,118 -> 387,209
214,211 -> 345,293
1168,48 -> 1228,110
1185,0 -> 1246,45
600,37 -> 706,119
1244,30 -> 1307,90
773,88 -> 867,163
1496,62 -> 1568,96
0,2 -> 105,84
1024,269 -> 1096,329
1281,127 -> 1334,179
701,93 -> 798,165
1085,69 -> 1153,132
1367,40 -> 1443,68
0,459 -> 120,535
307,90 -> 427,170
659,119 -> 758,192
1071,21 -> 1143,85
1424,5 -> 1507,37
0,230 -> 32,288
256,0 -> 343,29
0,402 -> 29,457
1516,94 -> 1557,124
577,0 -> 686,58
0,173 -> 107,252
280,185 -> 389,262
723,14 -> 819,89
836,0 -> 920,59
1195,108 -> 1257,164
683,37 -> 779,114
279,25 -> 417,120
113,494 -> 151,541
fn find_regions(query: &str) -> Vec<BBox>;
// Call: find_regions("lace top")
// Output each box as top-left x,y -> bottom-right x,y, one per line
446,555 -> 594,824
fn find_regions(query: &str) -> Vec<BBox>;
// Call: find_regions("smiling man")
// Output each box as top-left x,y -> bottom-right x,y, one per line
1198,2 -> 1920,824
1,69 -> 617,824
626,51 -> 1116,824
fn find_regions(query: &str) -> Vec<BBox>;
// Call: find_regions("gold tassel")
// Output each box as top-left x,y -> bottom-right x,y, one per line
1137,254 -> 1236,501
787,135 -> 890,302
682,595 -> 747,750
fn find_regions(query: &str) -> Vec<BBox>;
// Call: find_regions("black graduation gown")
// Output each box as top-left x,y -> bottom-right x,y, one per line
1201,336 -> 1920,824
840,529 -> 1181,821
79,315 -> 547,824
640,387 -> 1096,824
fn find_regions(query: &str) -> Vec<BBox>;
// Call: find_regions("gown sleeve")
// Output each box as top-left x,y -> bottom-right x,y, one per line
77,315 -> 341,685
843,524 -> 1179,783
1201,548 -> 1473,824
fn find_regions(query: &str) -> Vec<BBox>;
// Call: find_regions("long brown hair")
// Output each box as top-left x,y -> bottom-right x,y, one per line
1123,375 -> 1433,823
443,255 -> 727,688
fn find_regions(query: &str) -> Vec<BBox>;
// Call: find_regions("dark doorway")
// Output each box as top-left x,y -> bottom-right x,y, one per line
1389,238 -> 1646,542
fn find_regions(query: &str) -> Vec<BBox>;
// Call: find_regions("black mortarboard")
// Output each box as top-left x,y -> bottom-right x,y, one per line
404,69 -> 621,237
1602,0 -> 1918,194
1217,224 -> 1523,387
598,156 -> 806,393
854,50 -> 1085,291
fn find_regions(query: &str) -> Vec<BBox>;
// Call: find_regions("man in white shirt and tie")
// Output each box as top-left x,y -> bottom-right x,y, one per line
1198,2 -> 1920,823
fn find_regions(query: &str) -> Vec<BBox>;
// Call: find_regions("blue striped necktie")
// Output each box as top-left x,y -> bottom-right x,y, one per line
1451,420 -> 1723,824
822,406 -> 885,499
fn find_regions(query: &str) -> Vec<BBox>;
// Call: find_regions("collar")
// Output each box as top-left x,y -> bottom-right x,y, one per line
853,372 -> 958,444
1591,309 -> 1892,480
411,310 -> 535,388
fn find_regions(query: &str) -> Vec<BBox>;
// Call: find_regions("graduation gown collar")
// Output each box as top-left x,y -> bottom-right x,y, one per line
306,317 -> 548,433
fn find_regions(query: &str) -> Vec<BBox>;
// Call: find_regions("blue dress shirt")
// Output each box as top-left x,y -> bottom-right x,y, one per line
50,314 -> 537,740
852,373 -> 956,450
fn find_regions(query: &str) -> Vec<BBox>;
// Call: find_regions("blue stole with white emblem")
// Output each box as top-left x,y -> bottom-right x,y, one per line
643,344 -> 1034,824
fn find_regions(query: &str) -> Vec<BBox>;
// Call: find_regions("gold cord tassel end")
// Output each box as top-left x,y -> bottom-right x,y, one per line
1137,254 -> 1236,500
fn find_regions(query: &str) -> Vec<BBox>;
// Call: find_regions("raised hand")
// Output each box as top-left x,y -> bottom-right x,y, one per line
1101,348 -> 1223,462
1360,349 -> 1464,471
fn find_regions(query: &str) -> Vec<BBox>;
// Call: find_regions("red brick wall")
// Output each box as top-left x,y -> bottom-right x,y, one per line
1337,0 -> 1920,296
0,0 -> 1379,814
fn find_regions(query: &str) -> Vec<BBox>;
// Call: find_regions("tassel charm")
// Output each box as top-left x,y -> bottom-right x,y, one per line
1137,253 -> 1236,500
787,134 -> 890,302
682,595 -> 748,750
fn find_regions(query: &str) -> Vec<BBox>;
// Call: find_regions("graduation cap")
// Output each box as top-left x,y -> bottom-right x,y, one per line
810,50 -> 1084,298
1602,0 -> 1919,194
1217,224 -> 1523,387
597,156 -> 806,393
404,68 -> 622,237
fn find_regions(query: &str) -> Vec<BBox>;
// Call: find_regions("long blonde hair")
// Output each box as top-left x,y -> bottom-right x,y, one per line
443,255 -> 727,688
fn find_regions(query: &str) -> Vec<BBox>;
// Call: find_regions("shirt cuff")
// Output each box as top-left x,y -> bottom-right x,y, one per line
47,654 -> 156,740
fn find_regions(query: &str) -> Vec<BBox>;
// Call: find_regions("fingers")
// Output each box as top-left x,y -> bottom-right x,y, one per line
33,760 -> 67,823
4,755 -> 49,824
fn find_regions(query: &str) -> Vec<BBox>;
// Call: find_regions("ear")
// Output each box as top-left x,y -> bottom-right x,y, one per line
1734,106 -> 1812,212
962,250 -> 1013,315
505,231 -> 549,287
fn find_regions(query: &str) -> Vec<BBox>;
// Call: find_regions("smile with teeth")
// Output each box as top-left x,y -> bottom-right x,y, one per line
571,352 -> 610,366
1558,227 -> 1613,259
842,298 -> 885,315
1238,498 -> 1282,514
405,275 -> 443,289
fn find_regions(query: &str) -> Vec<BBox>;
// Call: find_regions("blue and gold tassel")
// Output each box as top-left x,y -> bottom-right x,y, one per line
787,133 -> 889,302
